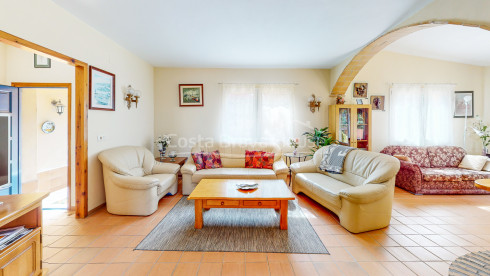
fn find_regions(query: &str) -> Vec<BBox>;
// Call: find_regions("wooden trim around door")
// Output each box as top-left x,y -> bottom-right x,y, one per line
11,83 -> 73,211
2,30 -> 89,218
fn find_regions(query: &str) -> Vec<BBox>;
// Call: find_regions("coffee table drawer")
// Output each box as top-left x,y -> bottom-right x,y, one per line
206,200 -> 240,207
243,200 -> 278,207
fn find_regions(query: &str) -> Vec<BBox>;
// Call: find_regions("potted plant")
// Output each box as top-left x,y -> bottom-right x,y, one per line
155,135 -> 171,159
302,127 -> 335,155
289,138 -> 299,155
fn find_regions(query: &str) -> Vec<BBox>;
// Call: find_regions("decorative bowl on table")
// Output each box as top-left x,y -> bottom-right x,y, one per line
236,183 -> 259,190
168,151 -> 177,161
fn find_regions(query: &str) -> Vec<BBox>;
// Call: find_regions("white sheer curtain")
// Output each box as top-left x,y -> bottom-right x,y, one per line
220,84 -> 257,143
221,83 -> 294,143
390,83 -> 454,146
258,84 -> 294,143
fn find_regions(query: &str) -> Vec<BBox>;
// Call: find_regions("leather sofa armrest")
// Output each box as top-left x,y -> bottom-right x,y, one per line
181,158 -> 197,175
152,161 -> 180,175
110,172 -> 160,190
339,184 -> 388,204
290,159 -> 317,174
273,159 -> 288,175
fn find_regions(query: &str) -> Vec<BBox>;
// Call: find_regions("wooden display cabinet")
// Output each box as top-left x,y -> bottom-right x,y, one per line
0,193 -> 48,276
328,104 -> 372,151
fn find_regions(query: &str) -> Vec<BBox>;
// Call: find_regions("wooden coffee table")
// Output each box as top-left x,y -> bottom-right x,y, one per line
187,179 -> 295,230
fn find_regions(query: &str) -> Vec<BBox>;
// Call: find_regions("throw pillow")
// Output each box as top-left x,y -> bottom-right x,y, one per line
482,159 -> 490,171
191,152 -> 205,171
393,155 -> 412,163
458,155 -> 488,171
261,152 -> 275,169
211,150 -> 223,168
202,152 -> 214,169
245,150 -> 263,168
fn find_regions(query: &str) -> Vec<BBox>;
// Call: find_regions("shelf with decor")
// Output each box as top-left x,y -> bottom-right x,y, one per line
328,104 -> 372,151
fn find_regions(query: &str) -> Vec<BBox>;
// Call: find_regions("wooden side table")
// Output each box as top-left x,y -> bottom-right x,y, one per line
475,179 -> 490,191
155,157 -> 187,177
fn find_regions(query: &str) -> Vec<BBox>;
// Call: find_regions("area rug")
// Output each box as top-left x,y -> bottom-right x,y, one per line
449,250 -> 490,276
136,197 -> 328,254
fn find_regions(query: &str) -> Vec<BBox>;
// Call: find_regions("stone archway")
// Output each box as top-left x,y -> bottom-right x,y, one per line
331,20 -> 490,95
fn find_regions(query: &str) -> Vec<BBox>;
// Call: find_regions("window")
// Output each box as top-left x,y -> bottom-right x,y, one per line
221,84 -> 294,143
390,84 -> 455,146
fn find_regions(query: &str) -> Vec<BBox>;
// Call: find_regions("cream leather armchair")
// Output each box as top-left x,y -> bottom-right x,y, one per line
291,147 -> 400,233
98,146 -> 180,216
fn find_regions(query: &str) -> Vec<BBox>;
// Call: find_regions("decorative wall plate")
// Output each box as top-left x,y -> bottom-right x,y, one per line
41,121 -> 55,134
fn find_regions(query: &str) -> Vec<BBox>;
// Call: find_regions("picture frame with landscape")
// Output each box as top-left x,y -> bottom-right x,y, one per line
179,84 -> 204,107
89,66 -> 116,111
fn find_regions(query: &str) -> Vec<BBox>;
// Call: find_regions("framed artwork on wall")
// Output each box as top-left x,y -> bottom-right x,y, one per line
370,95 -> 385,111
179,84 -> 204,107
34,54 -> 51,68
89,66 -> 116,111
454,91 -> 473,118
353,83 -> 368,98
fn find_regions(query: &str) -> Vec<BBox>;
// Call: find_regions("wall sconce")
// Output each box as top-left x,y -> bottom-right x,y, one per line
51,99 -> 65,115
308,94 -> 322,113
124,85 -> 140,109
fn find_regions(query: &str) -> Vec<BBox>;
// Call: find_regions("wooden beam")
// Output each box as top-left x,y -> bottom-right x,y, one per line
75,64 -> 89,218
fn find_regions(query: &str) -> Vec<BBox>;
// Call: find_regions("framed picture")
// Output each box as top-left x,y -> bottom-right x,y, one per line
353,83 -> 368,98
370,95 -> 385,111
454,91 -> 474,118
34,54 -> 51,68
356,99 -> 363,104
89,66 -> 116,111
179,84 -> 204,107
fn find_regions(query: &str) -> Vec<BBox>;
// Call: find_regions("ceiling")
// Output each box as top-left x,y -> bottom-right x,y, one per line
51,0 -> 432,68
385,25 -> 490,67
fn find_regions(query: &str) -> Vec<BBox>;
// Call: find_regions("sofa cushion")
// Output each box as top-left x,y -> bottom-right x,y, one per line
295,173 -> 352,212
380,146 -> 431,167
420,167 -> 490,182
145,174 -> 176,196
202,150 -> 223,169
245,150 -> 263,168
420,168 -> 463,182
427,146 -> 466,168
191,168 -> 276,183
191,152 -> 205,171
458,155 -> 488,171
261,152 -> 275,169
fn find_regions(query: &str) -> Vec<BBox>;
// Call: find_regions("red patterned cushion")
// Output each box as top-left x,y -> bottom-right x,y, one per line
427,146 -> 466,168
211,150 -> 222,168
380,146 -> 431,167
191,152 -> 205,171
245,150 -> 263,168
261,152 -> 275,169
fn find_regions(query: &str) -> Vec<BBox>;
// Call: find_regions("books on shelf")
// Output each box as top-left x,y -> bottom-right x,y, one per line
0,226 -> 33,250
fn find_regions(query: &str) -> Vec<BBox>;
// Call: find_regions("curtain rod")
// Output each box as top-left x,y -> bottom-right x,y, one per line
218,82 -> 299,85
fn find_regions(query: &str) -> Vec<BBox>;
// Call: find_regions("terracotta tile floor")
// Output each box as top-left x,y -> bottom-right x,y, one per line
42,185 -> 490,275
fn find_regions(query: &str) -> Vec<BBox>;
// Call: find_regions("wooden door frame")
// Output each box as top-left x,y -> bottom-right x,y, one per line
0,30 -> 89,218
11,83 -> 72,211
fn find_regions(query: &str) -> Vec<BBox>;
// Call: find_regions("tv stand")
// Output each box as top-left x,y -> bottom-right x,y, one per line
0,193 -> 48,276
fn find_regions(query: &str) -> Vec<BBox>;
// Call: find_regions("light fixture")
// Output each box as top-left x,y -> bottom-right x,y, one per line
308,94 -> 322,113
124,85 -> 140,109
51,99 -> 65,115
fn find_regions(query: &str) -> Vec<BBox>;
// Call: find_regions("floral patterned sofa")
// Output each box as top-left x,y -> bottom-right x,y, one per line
380,146 -> 490,195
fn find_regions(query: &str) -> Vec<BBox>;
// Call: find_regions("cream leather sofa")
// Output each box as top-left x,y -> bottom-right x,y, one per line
98,146 -> 180,216
291,146 -> 400,233
181,142 -> 289,195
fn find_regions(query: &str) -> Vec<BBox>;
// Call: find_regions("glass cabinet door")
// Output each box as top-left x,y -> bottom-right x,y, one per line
338,108 -> 351,146
356,108 -> 369,150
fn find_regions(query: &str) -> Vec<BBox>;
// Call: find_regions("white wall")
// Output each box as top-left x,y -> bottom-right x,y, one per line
20,88 -> 68,181
0,43 -> 5,84
0,0 -> 154,210
342,51 -> 484,153
154,68 -> 331,155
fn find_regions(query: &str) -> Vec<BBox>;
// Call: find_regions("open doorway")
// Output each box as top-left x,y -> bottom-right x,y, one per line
19,86 -> 70,209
